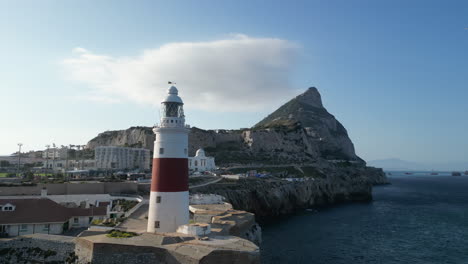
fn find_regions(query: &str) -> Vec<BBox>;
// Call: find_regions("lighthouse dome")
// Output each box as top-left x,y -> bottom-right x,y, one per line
162,86 -> 183,104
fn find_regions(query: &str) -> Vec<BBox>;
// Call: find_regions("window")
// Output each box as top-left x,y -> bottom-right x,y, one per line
155,221 -> 160,228
194,160 -> 198,166
20,224 -> 28,231
3,206 -> 13,211
156,196 -> 161,203
184,148 -> 187,154
43,224 -> 50,231
73,218 -> 79,224
159,148 -> 164,154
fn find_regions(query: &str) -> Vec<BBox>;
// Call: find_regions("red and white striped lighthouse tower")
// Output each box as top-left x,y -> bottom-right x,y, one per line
147,85 -> 189,233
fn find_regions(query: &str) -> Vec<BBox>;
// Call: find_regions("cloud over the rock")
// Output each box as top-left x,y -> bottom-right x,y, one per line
62,34 -> 299,111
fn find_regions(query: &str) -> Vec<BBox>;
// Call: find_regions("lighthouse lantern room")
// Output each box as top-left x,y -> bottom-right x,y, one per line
147,85 -> 189,233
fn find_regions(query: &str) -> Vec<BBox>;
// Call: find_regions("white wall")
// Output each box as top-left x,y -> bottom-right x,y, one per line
5,223 -> 63,237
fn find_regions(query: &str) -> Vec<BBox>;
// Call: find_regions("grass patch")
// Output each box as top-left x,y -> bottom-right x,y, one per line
106,230 -> 139,238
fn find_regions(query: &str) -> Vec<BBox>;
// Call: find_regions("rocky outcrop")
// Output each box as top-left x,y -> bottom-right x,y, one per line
255,87 -> 360,161
192,166 -> 388,219
87,126 -> 154,150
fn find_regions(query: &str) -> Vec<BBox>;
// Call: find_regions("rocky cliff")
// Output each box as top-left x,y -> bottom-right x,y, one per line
87,87 -> 366,166
192,165 -> 387,219
86,87 -> 388,217
254,87 -> 360,161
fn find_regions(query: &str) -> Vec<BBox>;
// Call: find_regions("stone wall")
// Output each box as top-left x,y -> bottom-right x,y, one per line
0,182 -> 138,196
0,234 -> 76,263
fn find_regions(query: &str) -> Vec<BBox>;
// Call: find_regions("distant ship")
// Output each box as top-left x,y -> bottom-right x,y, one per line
430,170 -> 438,175
452,172 -> 462,176
464,171 -> 468,176
405,172 -> 413,175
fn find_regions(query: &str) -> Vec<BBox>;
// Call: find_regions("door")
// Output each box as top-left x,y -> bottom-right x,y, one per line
0,225 -> 8,237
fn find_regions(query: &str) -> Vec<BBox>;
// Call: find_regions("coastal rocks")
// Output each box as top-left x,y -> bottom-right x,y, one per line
192,167 -> 386,219
190,203 -> 262,246
0,234 -> 76,264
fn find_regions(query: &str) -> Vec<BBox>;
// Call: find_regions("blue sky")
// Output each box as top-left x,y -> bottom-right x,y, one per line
1,0 -> 467,164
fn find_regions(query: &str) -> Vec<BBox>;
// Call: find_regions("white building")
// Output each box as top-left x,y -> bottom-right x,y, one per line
43,159 -> 95,172
189,148 -> 216,172
0,198 -> 106,237
42,147 -> 68,159
95,146 -> 150,170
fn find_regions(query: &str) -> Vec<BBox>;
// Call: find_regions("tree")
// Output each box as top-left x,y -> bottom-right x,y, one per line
24,171 -> 34,181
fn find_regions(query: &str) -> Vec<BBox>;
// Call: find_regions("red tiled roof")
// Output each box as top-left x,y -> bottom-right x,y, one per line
0,198 -> 107,225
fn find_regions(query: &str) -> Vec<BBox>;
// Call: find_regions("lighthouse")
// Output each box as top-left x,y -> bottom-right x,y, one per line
147,85 -> 189,233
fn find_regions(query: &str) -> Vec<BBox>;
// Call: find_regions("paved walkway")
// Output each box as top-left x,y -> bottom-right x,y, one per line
189,177 -> 222,189
118,202 -> 148,232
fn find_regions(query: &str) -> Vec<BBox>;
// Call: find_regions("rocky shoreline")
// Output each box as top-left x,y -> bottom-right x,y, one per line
192,166 -> 388,219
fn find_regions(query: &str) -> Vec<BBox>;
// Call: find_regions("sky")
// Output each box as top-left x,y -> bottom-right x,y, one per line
0,0 -> 467,164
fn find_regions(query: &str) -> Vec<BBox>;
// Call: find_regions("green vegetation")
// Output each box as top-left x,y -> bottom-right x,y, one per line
91,219 -> 117,227
106,230 -> 139,238
0,160 -> 11,167
114,199 -> 138,212
301,166 -> 327,179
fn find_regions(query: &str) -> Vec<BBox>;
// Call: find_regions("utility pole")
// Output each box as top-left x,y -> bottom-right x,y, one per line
17,143 -> 22,178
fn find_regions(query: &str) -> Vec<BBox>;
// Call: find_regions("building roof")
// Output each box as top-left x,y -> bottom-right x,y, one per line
0,198 -> 106,225
195,148 -> 206,157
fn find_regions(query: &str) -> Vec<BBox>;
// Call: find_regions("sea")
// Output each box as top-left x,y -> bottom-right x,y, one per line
261,171 -> 468,264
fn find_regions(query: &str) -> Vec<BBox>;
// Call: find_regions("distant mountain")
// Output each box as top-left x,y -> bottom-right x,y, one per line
368,158 -> 468,171
367,159 -> 425,171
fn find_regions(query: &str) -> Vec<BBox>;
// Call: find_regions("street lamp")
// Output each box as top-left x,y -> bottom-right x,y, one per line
45,144 -> 50,174
17,143 -> 22,178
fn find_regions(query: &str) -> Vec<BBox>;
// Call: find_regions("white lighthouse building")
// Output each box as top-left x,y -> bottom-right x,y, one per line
147,86 -> 189,233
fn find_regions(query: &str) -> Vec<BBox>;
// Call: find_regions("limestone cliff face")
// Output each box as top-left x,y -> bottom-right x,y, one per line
255,87 -> 360,161
87,126 -> 154,150
86,87 -> 364,166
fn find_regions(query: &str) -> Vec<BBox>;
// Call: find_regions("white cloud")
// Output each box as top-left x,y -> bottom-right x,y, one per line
62,34 -> 300,111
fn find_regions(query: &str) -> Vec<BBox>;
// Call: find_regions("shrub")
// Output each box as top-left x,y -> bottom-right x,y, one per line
106,230 -> 139,238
